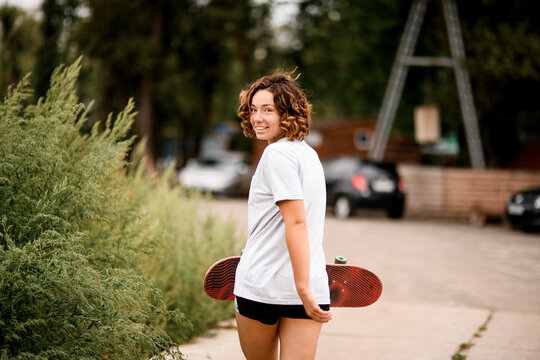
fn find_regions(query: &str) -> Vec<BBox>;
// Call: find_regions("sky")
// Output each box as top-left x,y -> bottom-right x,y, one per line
3,0 -> 40,11
2,0 -> 299,24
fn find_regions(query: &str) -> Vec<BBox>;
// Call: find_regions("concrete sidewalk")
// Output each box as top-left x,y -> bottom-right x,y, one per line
177,301 -> 540,360
184,200 -> 540,359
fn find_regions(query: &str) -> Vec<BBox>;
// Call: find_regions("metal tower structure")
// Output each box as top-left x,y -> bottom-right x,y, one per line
368,0 -> 486,169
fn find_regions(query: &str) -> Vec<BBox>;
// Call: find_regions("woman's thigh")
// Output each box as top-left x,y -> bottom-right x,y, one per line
278,317 -> 323,360
235,310 -> 279,360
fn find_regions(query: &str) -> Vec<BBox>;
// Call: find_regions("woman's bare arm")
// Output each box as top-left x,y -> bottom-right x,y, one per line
277,199 -> 332,323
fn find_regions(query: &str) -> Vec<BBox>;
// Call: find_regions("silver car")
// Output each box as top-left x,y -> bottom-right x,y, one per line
178,152 -> 252,196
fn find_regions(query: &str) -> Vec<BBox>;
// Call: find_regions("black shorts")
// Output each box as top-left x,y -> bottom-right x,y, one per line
235,296 -> 330,325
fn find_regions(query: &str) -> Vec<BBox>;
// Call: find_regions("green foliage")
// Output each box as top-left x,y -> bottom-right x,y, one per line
7,0 -> 540,169
71,0 -> 270,164
135,164 -> 242,342
0,56 -> 245,357
292,0 -> 540,167
292,0 -> 408,119
0,59 -> 183,359
459,0 -> 540,166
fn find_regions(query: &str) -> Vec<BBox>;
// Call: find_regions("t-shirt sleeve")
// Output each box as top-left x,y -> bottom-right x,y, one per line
264,148 -> 304,204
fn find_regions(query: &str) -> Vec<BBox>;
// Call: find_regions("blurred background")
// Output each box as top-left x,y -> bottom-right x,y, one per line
2,0 -> 539,224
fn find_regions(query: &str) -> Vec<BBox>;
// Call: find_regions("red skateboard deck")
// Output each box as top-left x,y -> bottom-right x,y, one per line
203,256 -> 382,307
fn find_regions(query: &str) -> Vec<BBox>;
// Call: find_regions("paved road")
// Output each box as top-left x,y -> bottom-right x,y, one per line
323,213 -> 540,314
180,199 -> 540,359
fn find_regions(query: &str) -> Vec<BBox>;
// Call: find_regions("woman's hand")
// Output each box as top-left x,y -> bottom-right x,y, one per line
298,288 -> 333,323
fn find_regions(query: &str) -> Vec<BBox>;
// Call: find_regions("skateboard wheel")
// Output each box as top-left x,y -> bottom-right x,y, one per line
334,255 -> 347,264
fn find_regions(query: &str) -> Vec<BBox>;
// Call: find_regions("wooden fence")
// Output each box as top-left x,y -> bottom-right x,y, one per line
398,165 -> 540,224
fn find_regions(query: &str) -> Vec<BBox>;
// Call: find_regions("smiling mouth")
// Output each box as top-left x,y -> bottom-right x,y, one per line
254,126 -> 268,131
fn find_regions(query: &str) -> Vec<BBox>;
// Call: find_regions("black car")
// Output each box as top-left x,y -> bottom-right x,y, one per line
322,156 -> 405,219
505,186 -> 540,232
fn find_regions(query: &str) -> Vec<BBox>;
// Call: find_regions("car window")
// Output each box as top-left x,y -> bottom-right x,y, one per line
323,158 -> 357,180
360,164 -> 382,178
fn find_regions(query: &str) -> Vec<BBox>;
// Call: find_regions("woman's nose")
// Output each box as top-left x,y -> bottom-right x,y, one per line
252,111 -> 261,122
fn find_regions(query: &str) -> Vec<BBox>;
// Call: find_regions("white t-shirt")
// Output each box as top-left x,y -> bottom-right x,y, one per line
234,138 -> 330,305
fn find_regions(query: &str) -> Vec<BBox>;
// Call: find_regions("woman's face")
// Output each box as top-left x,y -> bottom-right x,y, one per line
250,89 -> 283,143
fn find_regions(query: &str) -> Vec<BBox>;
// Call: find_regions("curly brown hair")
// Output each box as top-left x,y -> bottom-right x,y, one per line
237,71 -> 312,141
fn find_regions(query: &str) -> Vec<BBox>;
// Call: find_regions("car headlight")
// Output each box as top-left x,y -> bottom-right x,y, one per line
534,196 -> 540,209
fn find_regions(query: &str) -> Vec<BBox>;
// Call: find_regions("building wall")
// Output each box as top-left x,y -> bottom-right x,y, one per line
400,165 -> 540,222
252,119 -> 422,165
249,120 -> 540,221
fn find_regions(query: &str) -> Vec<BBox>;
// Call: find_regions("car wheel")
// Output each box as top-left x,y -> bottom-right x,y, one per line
334,196 -> 352,219
386,205 -> 404,219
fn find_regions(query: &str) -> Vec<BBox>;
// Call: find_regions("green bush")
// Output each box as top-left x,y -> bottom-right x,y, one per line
0,59 -> 185,359
0,58 -> 245,358
138,167 -> 241,342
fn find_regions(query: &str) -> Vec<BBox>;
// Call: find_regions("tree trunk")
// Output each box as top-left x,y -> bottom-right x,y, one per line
137,2 -> 164,175
138,75 -> 157,174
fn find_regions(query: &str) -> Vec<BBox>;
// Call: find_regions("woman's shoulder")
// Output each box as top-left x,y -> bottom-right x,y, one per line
262,139 -> 302,160
266,138 -> 303,152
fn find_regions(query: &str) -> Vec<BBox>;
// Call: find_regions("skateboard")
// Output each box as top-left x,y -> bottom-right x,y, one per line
203,256 -> 382,307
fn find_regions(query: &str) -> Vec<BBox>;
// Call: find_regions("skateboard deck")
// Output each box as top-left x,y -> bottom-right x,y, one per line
203,256 -> 382,307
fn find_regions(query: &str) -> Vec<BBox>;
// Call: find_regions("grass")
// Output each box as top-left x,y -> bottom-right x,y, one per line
451,312 -> 493,360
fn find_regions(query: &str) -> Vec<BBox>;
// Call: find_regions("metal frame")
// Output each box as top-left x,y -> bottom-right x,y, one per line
368,0 -> 485,169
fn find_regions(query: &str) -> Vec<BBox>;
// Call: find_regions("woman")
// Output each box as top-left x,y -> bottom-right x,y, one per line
234,72 -> 332,360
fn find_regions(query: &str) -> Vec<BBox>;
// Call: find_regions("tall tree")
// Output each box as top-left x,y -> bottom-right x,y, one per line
289,0 -> 540,168
170,0 -> 271,160
75,0 -> 170,173
457,0 -> 540,167
290,0 -> 408,119
0,5 -> 39,98
73,0 -> 271,170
